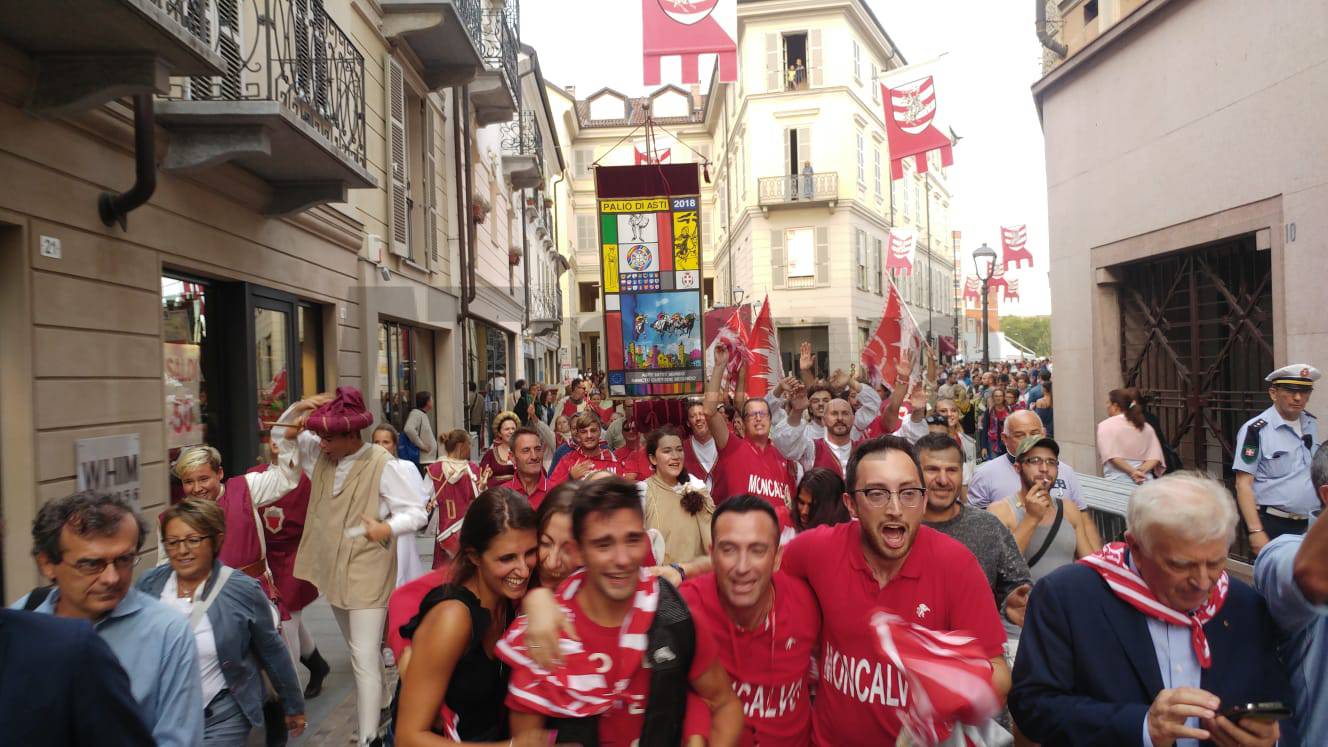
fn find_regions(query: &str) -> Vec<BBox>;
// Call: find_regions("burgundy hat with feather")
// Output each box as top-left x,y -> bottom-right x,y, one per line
305,386 -> 374,435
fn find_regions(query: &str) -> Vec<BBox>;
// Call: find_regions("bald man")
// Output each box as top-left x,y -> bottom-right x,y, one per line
967,410 -> 1086,510
772,383 -> 860,478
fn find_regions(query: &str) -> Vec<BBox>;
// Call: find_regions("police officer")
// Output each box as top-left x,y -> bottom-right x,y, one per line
1234,363 -> 1322,554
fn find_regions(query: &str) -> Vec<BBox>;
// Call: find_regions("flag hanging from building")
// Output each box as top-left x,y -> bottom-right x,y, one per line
641,0 -> 738,85
886,228 -> 917,275
745,297 -> 782,398
861,284 -> 922,387
1001,224 -> 1033,270
634,144 -> 673,165
1002,278 -> 1021,303
962,277 -> 981,307
989,262 -> 1009,301
882,56 -> 954,180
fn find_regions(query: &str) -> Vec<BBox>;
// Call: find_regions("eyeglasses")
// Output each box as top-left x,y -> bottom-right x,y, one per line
163,535 -> 211,553
1019,456 -> 1055,467
66,553 -> 141,577
852,487 -> 927,508
744,410 -> 770,421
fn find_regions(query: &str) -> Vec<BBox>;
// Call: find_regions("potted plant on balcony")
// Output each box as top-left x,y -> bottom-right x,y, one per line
472,193 -> 491,224
508,246 -> 523,266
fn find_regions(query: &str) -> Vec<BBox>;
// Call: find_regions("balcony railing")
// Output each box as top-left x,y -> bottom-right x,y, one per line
501,109 -> 543,160
166,0 -> 367,169
758,173 -> 839,206
480,6 -> 519,107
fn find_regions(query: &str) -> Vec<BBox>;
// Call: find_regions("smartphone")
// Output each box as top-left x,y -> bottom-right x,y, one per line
1222,702 -> 1292,722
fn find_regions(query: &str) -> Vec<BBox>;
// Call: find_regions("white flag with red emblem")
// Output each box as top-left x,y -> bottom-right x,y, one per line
861,284 -> 922,388
882,56 -> 955,180
1001,225 -> 1033,270
744,297 -> 781,398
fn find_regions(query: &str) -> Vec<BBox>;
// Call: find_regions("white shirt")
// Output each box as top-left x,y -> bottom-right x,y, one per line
690,436 -> 717,473
161,573 -> 225,705
274,414 -> 428,537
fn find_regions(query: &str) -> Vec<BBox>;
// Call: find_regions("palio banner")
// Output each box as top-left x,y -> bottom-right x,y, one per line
596,164 -> 705,396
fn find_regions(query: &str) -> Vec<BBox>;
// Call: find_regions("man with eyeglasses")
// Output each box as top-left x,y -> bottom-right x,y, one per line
967,410 -> 1087,511
12,491 -> 204,747
706,346 -> 796,522
779,435 -> 1009,744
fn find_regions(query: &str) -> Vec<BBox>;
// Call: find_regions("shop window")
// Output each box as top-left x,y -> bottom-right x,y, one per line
379,320 -> 436,432
163,276 -> 215,481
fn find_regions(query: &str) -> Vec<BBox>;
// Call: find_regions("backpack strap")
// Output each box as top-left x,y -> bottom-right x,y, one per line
1027,499 -> 1066,569
190,566 -> 234,630
22,585 -> 54,611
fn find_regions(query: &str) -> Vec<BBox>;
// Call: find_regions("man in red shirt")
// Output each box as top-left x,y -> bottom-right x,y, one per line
681,494 -> 819,747
780,435 -> 1010,745
549,411 -> 619,485
773,385 -> 858,478
555,378 -> 589,419
705,347 -> 795,518
613,416 -> 650,481
502,427 -> 550,508
505,478 -> 743,747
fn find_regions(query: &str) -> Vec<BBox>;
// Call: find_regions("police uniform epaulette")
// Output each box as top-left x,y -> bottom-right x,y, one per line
1241,418 -> 1266,464
1306,411 -> 1317,420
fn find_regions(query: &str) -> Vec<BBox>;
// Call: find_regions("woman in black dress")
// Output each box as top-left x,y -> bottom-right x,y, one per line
395,488 -> 540,746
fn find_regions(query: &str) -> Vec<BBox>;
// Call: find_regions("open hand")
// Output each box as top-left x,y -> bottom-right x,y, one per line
799,341 -> 815,372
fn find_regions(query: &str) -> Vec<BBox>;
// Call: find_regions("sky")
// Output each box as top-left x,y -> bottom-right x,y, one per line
521,0 -> 1053,316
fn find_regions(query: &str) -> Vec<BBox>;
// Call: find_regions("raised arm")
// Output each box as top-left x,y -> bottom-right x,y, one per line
771,381 -> 815,470
797,341 -> 817,388
705,345 -> 732,452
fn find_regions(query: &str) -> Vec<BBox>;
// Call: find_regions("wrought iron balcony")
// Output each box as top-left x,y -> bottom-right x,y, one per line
154,0 -> 375,215
758,173 -> 840,213
529,287 -> 562,334
472,3 -> 519,126
0,0 -> 227,113
500,109 -> 542,190
380,0 -> 485,89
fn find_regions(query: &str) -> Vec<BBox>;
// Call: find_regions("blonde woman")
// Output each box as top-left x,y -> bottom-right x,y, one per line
480,411 -> 520,485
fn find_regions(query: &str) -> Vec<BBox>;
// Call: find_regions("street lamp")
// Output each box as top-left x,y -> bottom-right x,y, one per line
972,243 -> 997,368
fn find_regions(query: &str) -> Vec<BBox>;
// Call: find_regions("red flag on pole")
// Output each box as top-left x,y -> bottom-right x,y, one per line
861,284 -> 922,388
745,297 -> 781,398
641,0 -> 737,85
704,305 -> 751,398
882,65 -> 954,180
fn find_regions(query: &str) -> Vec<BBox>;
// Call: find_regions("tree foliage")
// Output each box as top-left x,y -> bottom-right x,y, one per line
1002,315 -> 1051,357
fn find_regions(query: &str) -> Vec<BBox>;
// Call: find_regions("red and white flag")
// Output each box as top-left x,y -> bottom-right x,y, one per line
861,284 -> 922,388
962,277 -> 981,306
882,57 -> 954,180
1001,225 -> 1033,270
886,228 -> 917,275
634,144 -> 672,165
1002,278 -> 1021,303
642,0 -> 737,85
745,297 -> 782,398
989,262 -> 1009,300
870,610 -> 1004,747
704,304 -> 751,398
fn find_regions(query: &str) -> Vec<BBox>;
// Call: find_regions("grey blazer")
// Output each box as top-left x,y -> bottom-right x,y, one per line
137,561 -> 305,727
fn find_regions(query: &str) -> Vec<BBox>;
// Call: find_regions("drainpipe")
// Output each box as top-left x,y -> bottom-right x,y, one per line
522,187 -> 531,330
455,87 -> 473,403
99,94 -> 157,230
1036,0 -> 1068,59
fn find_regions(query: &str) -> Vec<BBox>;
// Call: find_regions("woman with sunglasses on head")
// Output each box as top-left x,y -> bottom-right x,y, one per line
395,488 -> 543,747
137,499 -> 306,746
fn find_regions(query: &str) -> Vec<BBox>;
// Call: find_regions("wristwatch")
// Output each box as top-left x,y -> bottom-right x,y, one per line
669,562 -> 686,581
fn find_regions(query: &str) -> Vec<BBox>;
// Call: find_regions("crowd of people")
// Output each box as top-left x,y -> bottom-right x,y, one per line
4,349 -> 1326,747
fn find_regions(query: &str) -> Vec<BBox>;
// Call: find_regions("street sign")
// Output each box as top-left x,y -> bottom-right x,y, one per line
75,434 -> 141,508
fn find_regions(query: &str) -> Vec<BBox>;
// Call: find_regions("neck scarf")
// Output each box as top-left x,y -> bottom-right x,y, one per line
495,568 -> 659,718
1078,542 -> 1228,668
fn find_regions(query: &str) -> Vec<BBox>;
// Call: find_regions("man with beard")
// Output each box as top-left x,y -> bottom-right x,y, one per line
680,495 -> 820,746
916,433 -> 1032,631
780,435 -> 1009,744
683,400 -> 720,489
772,388 -> 858,478
967,410 -> 1086,511
549,411 -> 620,485
503,427 -> 551,508
706,347 -> 795,519
501,478 -> 743,747
554,378 -> 589,420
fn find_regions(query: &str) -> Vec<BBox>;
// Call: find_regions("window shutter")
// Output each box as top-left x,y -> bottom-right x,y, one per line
872,65 -> 879,102
424,100 -> 440,268
783,127 -> 791,177
766,33 -> 781,92
770,229 -> 785,289
875,238 -> 884,294
815,227 -> 829,286
808,30 -> 823,87
797,126 -> 812,173
853,40 -> 861,82
385,56 -> 409,258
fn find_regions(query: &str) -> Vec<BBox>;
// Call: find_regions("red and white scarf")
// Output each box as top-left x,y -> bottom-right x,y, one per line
870,611 -> 1001,747
495,568 -> 659,718
1078,541 -> 1228,668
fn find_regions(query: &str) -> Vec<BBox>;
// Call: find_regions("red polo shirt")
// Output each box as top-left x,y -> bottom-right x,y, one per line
502,473 -> 550,509
548,447 -> 619,485
781,522 -> 1005,745
681,572 -> 819,747
613,444 -> 651,480
710,435 -> 794,510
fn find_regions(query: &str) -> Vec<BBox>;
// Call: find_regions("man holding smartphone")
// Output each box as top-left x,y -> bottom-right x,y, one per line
1011,472 -> 1287,746
1255,441 -> 1328,745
